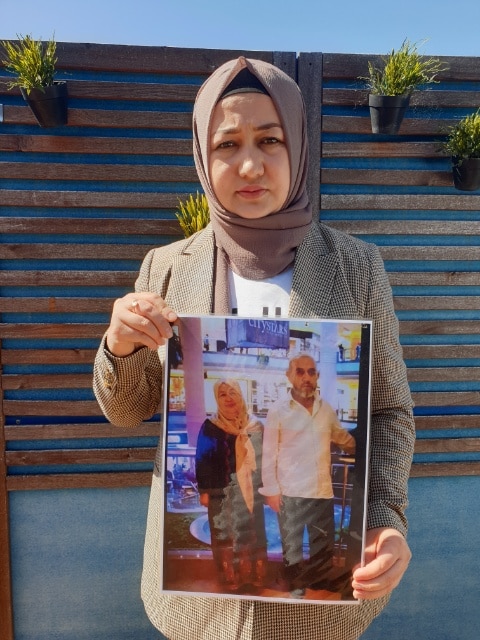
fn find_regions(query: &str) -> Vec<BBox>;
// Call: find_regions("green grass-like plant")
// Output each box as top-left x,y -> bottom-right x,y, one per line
1,34 -> 57,94
363,39 -> 447,96
441,109 -> 480,165
175,192 -> 210,238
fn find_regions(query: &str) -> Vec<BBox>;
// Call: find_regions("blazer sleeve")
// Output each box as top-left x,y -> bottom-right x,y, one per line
363,243 -> 415,537
93,247 -> 171,428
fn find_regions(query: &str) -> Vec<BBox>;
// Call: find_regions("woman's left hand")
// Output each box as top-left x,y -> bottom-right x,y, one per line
351,527 -> 411,600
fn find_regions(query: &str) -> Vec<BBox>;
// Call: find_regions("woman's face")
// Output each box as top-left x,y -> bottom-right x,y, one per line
209,92 -> 290,219
216,383 -> 243,419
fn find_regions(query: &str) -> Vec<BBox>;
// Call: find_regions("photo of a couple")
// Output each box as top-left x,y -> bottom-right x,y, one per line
161,315 -> 372,604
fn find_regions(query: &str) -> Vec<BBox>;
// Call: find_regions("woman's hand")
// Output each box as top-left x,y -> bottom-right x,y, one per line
199,493 -> 209,507
351,527 -> 412,600
106,293 -> 178,357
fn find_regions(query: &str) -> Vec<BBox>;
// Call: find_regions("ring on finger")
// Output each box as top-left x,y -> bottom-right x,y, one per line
130,299 -> 139,314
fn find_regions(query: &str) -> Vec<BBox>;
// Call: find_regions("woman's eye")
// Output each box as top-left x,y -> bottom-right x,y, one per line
216,140 -> 235,149
263,137 -> 279,144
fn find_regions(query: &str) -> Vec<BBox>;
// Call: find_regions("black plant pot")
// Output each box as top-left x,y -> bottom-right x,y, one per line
21,81 -> 68,128
368,93 -> 411,134
452,157 -> 480,191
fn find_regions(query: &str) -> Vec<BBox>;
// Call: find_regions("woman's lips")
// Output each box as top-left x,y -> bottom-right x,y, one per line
237,186 -> 266,199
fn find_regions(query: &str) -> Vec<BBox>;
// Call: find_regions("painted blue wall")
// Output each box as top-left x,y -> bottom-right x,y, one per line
363,476 -> 479,640
9,487 -> 163,640
8,476 -> 479,640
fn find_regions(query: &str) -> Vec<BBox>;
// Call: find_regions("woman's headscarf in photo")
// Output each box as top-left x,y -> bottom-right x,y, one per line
192,57 -> 313,310
210,379 -> 261,512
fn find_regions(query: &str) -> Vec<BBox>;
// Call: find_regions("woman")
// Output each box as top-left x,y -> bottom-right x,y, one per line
195,379 -> 267,591
93,56 -> 415,640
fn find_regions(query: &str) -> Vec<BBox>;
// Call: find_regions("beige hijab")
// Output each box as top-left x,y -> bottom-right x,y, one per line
210,379 -> 261,512
192,56 -> 312,310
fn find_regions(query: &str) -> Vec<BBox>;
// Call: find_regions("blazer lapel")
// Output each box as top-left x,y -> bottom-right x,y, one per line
166,228 -> 215,314
289,223 -> 359,319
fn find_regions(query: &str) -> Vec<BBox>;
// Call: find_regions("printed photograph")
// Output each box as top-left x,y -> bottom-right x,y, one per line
160,314 -> 372,604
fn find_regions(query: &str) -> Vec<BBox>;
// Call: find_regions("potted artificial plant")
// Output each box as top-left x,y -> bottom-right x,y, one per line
175,192 -> 210,238
441,108 -> 480,191
362,39 -> 446,134
1,33 -> 68,128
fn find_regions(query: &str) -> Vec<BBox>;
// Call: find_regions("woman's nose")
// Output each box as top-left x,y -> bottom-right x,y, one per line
238,147 -> 264,179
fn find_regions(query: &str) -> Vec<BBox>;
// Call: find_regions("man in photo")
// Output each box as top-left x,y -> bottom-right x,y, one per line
260,354 -> 356,598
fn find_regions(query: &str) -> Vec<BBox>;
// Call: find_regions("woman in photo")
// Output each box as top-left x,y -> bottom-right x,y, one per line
195,379 -> 267,591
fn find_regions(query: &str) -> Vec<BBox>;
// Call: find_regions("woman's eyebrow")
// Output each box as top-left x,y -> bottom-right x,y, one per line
255,122 -> 283,131
214,122 -> 283,135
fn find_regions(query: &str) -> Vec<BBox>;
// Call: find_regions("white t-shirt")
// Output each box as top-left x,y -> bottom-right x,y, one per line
228,266 -> 293,317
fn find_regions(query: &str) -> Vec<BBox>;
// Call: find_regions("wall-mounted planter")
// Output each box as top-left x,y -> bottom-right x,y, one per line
20,81 -> 68,128
452,157 -> 480,191
368,93 -> 411,134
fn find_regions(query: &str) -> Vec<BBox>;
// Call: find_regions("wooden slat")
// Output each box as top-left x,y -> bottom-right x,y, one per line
414,415 -> 480,431
0,244 -> 155,260
4,422 -> 159,441
322,53 -> 480,82
0,217 -> 180,234
394,297 -> 480,311
2,400 -> 102,416
400,321 -> 480,335
0,162 -> 198,183
322,115 -> 454,137
0,298 -> 116,313
6,448 -> 155,466
71,109 -> 192,129
322,141 -> 442,158
403,345 -> 480,359
411,391 -> 480,406
6,471 -> 153,491
410,461 -> 480,477
2,373 -> 94,390
321,193 -> 480,211
381,246 -> 480,260
321,167 -> 451,187
62,79 -> 199,102
3,106 -> 193,129
0,349 -> 97,365
0,134 -> 192,155
0,272 -> 136,287
324,219 -> 480,234
0,324 -> 107,339
323,88 -> 480,109
414,438 -> 480,454
389,272 -> 480,286
52,43 -> 275,74
0,192 -> 189,210
407,367 -> 480,382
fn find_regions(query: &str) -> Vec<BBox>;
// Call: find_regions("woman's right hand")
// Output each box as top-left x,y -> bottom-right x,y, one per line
105,292 -> 178,357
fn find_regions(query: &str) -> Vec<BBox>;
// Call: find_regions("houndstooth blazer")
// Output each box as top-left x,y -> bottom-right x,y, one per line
93,221 -> 415,640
